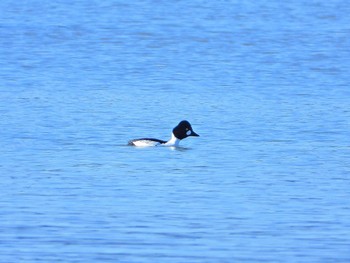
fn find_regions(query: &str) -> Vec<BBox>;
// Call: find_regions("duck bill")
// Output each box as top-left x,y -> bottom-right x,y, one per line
190,130 -> 199,137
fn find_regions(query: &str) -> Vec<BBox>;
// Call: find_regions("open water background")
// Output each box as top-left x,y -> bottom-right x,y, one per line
1,1 -> 350,262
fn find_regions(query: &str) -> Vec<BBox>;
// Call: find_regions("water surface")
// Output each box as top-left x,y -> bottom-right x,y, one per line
1,1 -> 350,262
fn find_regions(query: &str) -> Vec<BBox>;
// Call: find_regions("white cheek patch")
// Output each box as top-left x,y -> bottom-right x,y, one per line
186,130 -> 192,136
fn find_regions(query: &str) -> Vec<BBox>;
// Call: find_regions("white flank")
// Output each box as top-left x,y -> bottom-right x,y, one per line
133,140 -> 161,147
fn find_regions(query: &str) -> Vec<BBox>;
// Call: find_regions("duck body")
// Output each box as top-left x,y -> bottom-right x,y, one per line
128,138 -> 166,147
128,120 -> 199,147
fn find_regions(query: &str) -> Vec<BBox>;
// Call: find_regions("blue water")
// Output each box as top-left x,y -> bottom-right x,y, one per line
1,1 -> 350,262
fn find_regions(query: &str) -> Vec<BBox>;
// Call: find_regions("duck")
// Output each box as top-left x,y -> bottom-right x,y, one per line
128,120 -> 199,147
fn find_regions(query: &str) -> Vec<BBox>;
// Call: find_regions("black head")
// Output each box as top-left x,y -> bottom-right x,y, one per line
173,120 -> 199,140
